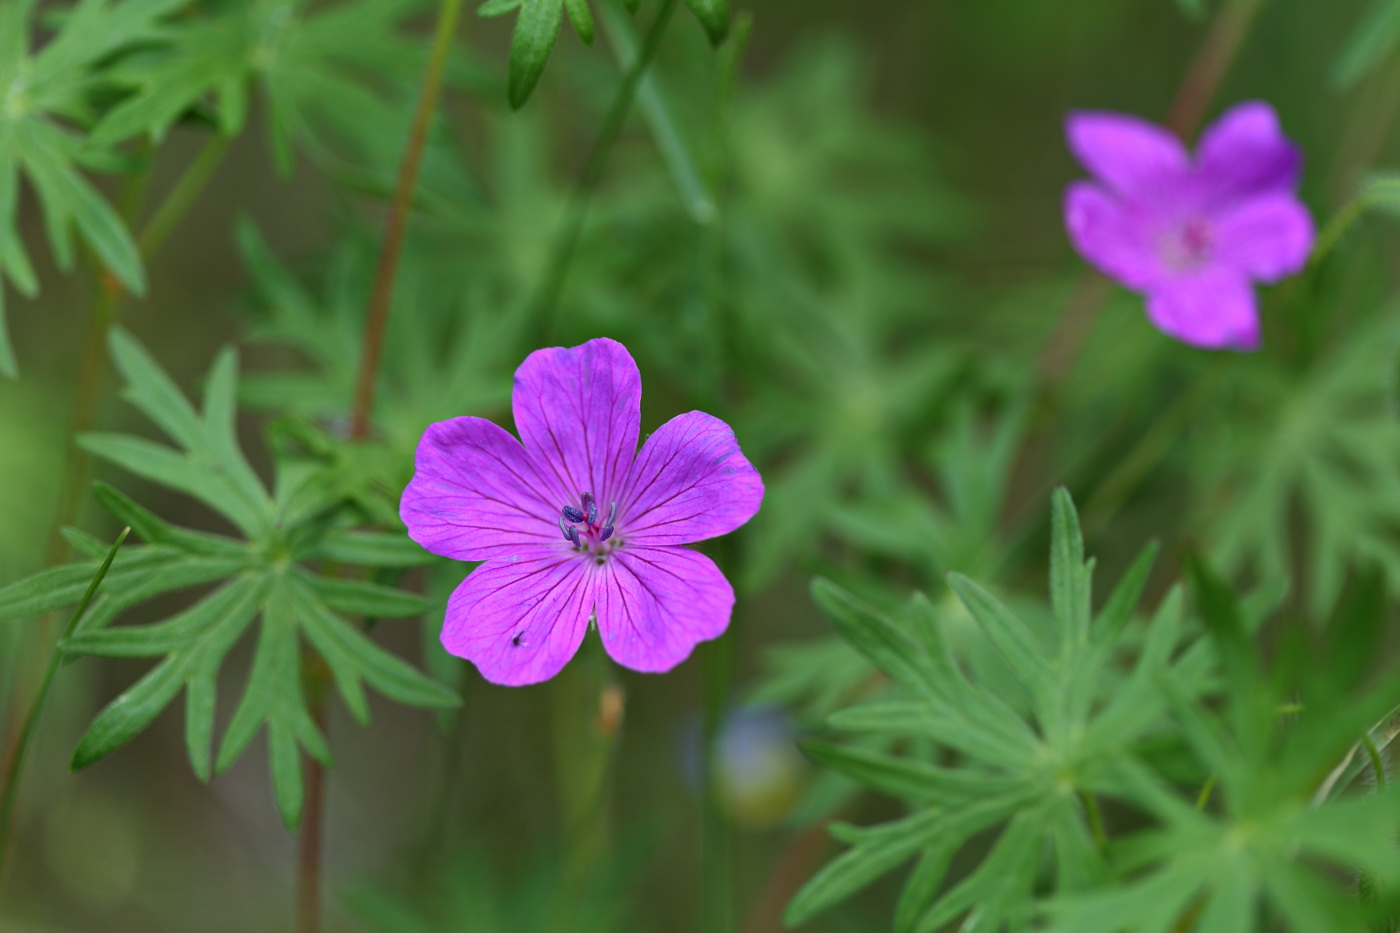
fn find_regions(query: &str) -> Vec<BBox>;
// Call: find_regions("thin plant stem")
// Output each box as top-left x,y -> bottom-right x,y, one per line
1079,791 -> 1109,851
527,0 -> 681,344
298,5 -> 464,928
1362,732 -> 1388,792
137,133 -> 233,258
1078,358 -> 1229,536
348,0 -> 464,441
1195,774 -> 1218,810
297,660 -> 331,933
700,639 -> 735,933
0,527 -> 129,895
549,636 -> 623,933
1164,0 -> 1267,138
700,535 -> 741,933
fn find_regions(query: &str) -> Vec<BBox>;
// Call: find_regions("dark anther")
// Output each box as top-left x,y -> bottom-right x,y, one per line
562,505 -> 585,524
567,525 -> 581,548
582,492 -> 598,526
599,501 -> 617,541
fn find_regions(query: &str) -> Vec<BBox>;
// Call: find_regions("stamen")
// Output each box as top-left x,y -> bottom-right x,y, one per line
562,505 -> 585,524
599,500 -> 617,541
558,515 -> 574,542
567,525 -> 581,548
582,492 -> 598,526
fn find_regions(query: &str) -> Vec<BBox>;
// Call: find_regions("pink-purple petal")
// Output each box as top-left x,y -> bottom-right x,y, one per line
443,548 -> 596,686
511,338 -> 641,508
1065,110 -> 1188,196
1145,274 -> 1260,351
1212,194 -> 1315,282
619,411 -> 764,546
1196,101 -> 1302,204
596,546 -> 733,673
400,416 -> 560,561
1064,181 -> 1164,290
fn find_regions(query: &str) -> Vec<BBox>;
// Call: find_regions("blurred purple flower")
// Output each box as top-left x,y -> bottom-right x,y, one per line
1064,101 -> 1314,350
401,338 -> 764,686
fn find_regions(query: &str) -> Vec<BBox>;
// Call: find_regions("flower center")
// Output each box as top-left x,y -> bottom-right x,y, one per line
1160,217 -> 1214,272
557,491 -> 617,556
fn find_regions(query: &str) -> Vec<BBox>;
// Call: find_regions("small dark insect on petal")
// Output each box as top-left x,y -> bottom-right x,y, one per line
512,631 -> 525,647
562,505 -> 585,524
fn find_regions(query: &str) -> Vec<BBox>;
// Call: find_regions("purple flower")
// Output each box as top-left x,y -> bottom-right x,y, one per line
1064,101 -> 1314,350
400,338 -> 764,686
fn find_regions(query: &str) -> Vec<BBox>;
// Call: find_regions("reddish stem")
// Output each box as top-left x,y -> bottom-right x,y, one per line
348,0 -> 464,441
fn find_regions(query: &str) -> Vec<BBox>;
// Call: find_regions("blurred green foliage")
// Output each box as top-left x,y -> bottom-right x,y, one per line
2,0 -> 1400,931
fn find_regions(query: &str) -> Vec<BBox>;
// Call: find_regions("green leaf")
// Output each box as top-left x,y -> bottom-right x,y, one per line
945,573 -> 1050,701
800,741 -> 1012,806
38,340 -> 463,825
305,530 -> 437,568
810,578 -> 935,700
1333,0 -> 1400,87
92,483 -> 247,557
479,0 -> 523,14
507,0 -> 565,108
301,572 -> 434,619
1049,487 -> 1092,650
0,546 -> 182,622
681,0 -> 727,44
598,0 -> 715,223
292,576 -> 459,714
215,581 -> 324,830
784,808 -> 944,926
69,576 -> 265,773
564,0 -> 594,43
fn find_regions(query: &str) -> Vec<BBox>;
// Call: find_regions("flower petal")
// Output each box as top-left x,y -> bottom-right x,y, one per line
401,417 -> 562,561
1212,194 -> 1314,282
1066,111 -> 1188,197
1145,274 -> 1259,351
1196,101 -> 1302,205
618,411 -> 764,546
512,338 -> 641,508
442,548 -> 596,686
596,546 -> 733,673
1064,181 -> 1164,289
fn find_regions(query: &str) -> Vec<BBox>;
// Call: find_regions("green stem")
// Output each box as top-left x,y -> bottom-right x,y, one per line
1079,791 -> 1109,851
527,0 -> 680,343
1308,185 -> 1399,265
1079,359 -> 1229,537
549,636 -> 623,933
1195,774 -> 1217,811
1362,732 -> 1388,792
137,133 -> 232,259
297,659 -> 331,933
0,527 -> 129,895
701,536 -> 740,933
348,0 -> 463,441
